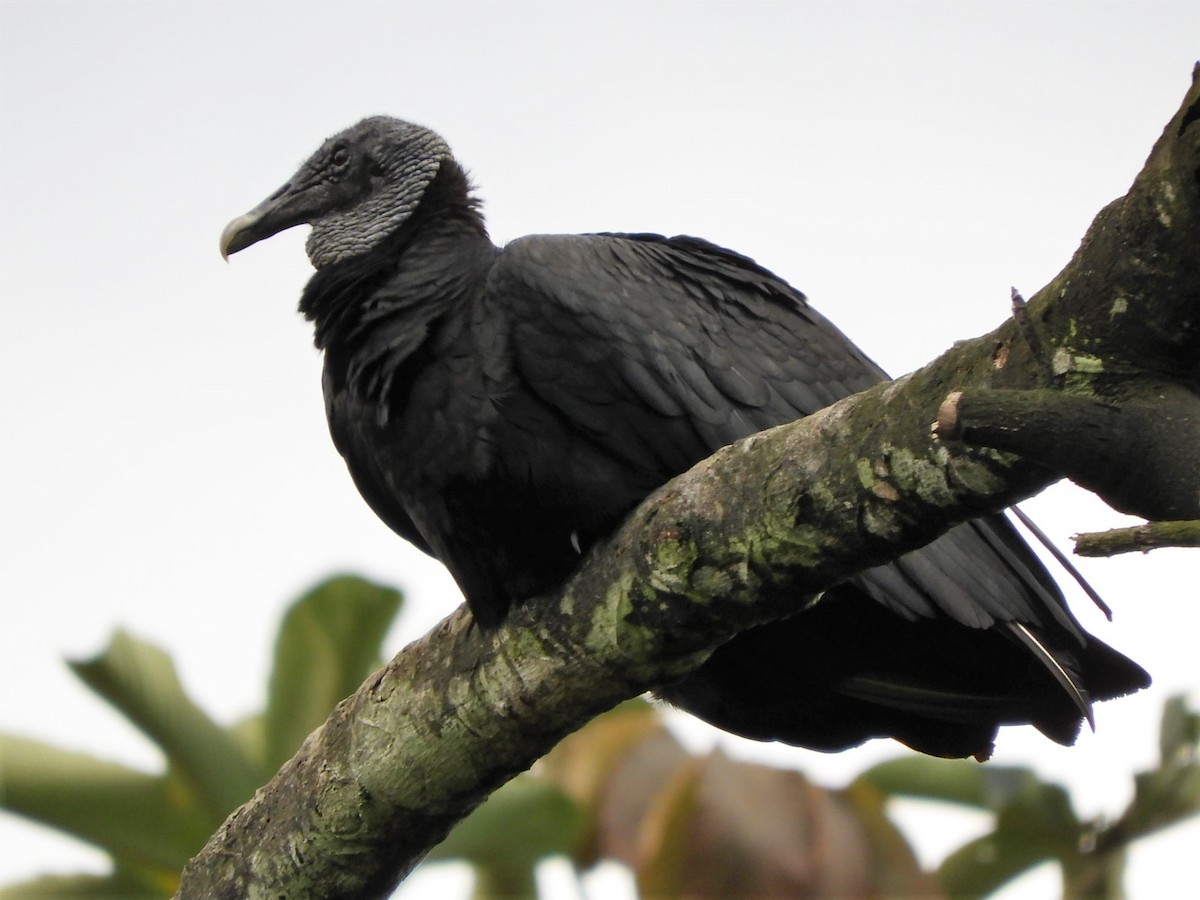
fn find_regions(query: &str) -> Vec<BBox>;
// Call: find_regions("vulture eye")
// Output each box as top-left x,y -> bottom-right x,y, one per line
331,146 -> 351,167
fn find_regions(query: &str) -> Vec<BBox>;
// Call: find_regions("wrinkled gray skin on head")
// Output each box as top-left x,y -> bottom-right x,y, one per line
220,117 -> 451,268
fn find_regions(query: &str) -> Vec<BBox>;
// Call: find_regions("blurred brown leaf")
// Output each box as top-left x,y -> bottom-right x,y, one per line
539,702 -> 936,898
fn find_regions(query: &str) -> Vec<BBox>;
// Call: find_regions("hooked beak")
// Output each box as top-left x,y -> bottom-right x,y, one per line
219,181 -> 312,260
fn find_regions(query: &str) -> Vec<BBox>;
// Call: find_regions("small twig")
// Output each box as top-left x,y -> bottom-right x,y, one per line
1010,287 -> 1051,384
1073,520 -> 1200,557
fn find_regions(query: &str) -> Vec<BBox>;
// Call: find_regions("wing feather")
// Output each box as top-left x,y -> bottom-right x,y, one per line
489,232 -> 1079,633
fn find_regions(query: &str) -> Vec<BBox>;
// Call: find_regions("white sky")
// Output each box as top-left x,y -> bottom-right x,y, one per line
2,2 -> 1198,897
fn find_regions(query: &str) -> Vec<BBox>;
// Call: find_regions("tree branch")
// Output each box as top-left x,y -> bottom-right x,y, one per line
933,384 -> 1200,520
176,66 -> 1200,899
1073,520 -> 1200,556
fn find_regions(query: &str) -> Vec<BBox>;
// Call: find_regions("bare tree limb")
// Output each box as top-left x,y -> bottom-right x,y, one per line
1074,520 -> 1200,556
176,66 -> 1200,900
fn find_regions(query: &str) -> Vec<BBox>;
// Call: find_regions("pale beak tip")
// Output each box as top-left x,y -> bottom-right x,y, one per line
219,212 -> 257,262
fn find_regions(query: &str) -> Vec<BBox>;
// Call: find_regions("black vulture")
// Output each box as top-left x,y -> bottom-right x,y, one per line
220,117 -> 1149,760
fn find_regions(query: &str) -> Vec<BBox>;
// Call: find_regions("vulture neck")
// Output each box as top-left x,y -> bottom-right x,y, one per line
299,159 -> 492,353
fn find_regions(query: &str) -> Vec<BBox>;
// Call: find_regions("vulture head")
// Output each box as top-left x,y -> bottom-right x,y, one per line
219,117 -> 452,268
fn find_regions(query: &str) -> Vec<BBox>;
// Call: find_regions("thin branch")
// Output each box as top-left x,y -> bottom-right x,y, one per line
1009,287 -> 1051,384
1074,520 -> 1200,557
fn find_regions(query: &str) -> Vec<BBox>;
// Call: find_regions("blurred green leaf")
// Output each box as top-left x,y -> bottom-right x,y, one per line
939,832 -> 1049,899
10,572 -> 1200,900
939,779 -> 1078,899
1110,694 -> 1200,844
857,756 -> 1038,811
1158,694 -> 1200,761
3,575 -> 410,897
859,753 -> 1089,898
0,735 -> 209,871
427,776 -> 583,899
69,630 -> 263,819
263,575 -> 403,769
0,869 -> 167,899
865,698 -> 1200,898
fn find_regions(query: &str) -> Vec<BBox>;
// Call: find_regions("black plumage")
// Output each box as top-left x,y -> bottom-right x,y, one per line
221,117 -> 1149,759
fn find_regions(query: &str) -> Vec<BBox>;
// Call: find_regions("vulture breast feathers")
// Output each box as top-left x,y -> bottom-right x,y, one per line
220,116 -> 1149,760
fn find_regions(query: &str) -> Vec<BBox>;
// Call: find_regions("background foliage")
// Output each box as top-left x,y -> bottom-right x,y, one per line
3,576 -> 1196,898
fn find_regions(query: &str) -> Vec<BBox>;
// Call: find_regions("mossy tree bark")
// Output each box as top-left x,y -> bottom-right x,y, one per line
176,67 -> 1200,900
